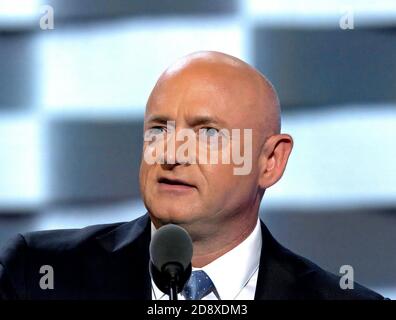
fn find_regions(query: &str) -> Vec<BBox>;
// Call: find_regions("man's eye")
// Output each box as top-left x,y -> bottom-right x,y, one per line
148,126 -> 166,135
144,126 -> 167,140
201,127 -> 219,137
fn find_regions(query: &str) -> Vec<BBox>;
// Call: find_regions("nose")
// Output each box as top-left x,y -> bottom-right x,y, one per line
160,129 -> 196,168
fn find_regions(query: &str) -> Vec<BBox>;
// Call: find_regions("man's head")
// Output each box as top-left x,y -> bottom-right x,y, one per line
139,51 -> 293,241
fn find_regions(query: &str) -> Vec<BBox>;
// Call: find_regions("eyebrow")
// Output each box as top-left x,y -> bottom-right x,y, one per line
188,115 -> 223,127
145,114 -> 225,127
145,115 -> 171,124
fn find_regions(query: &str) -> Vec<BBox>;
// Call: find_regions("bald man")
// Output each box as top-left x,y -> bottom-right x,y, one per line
0,52 -> 384,300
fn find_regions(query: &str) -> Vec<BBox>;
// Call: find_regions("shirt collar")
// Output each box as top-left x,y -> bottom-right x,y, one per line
197,218 -> 261,299
151,218 -> 262,300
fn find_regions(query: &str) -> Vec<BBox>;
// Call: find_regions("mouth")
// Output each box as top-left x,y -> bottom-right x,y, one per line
157,177 -> 196,191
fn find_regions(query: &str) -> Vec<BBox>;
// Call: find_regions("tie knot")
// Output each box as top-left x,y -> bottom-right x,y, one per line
182,270 -> 216,300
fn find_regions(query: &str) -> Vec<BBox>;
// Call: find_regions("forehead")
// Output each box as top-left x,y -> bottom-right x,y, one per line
145,70 -> 258,128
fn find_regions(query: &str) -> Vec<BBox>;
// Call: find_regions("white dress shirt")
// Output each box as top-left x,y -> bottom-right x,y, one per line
151,218 -> 262,300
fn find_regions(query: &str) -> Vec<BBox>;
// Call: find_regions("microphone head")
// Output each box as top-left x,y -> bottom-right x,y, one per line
150,223 -> 193,271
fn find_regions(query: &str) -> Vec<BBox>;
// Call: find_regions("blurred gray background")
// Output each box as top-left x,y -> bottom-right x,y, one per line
0,0 -> 395,298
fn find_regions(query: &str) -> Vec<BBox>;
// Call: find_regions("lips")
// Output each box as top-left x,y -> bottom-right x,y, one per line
158,177 -> 196,192
158,177 -> 196,188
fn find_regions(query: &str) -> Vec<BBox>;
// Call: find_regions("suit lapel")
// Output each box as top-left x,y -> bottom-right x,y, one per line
95,213 -> 152,299
254,221 -> 309,300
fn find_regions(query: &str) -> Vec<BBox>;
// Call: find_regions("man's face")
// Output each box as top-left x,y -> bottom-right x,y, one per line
139,68 -> 262,233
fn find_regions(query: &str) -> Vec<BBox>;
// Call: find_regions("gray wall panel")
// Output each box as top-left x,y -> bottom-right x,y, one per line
46,118 -> 143,203
254,28 -> 396,108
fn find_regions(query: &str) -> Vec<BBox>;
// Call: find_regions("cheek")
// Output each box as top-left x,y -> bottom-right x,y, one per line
202,164 -> 239,192
139,162 -> 152,195
202,164 -> 257,198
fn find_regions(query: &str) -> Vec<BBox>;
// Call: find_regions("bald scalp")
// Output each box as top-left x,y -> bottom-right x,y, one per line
147,51 -> 281,139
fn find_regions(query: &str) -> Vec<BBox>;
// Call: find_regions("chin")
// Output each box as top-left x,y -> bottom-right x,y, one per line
149,203 -> 201,225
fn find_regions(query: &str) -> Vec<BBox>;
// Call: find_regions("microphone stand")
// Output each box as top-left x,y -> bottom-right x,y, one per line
150,262 -> 192,301
169,278 -> 178,300
164,264 -> 181,301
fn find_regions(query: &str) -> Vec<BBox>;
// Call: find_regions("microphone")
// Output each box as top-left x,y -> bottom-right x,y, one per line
149,224 -> 193,300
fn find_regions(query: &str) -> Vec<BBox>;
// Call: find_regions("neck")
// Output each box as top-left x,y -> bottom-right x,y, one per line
191,213 -> 258,268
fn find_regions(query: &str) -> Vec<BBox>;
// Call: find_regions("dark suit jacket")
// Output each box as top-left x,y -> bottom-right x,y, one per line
0,213 -> 384,300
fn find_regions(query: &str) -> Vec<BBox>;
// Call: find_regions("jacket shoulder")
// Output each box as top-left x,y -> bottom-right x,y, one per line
0,216 -> 147,299
258,221 -> 385,300
22,221 -> 124,252
277,243 -> 384,300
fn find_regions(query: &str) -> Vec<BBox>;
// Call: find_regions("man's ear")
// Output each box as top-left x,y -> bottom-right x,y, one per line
258,134 -> 293,189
